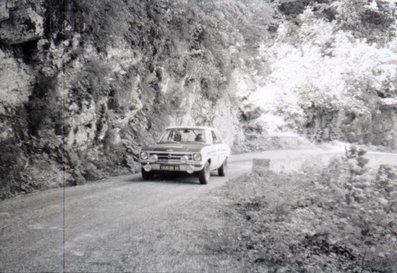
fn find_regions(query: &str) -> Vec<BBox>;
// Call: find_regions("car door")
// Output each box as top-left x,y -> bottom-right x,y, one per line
210,130 -> 222,169
214,129 -> 229,165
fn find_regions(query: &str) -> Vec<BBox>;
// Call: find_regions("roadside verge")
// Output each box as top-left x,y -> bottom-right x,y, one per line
200,148 -> 397,272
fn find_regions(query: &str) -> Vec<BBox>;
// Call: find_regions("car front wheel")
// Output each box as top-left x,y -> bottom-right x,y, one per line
218,158 -> 227,177
198,161 -> 210,184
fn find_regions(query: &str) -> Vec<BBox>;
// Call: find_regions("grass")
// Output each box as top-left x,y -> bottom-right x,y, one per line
210,147 -> 397,272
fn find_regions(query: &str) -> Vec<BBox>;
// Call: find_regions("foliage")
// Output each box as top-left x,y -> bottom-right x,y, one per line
0,140 -> 60,199
223,147 -> 397,272
334,0 -> 397,42
73,58 -> 112,103
67,0 -> 131,51
25,75 -> 62,136
248,1 -> 397,134
0,140 -> 25,182
64,0 -> 274,103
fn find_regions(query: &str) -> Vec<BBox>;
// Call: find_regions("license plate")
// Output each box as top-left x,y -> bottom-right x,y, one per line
160,165 -> 179,171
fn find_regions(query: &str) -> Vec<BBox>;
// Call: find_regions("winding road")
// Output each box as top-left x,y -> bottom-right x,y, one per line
1,147 -> 396,272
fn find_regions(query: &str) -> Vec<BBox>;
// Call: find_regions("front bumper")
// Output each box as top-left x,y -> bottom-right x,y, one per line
140,162 -> 204,174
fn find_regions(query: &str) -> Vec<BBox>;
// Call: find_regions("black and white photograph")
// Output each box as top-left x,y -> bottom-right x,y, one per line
0,0 -> 397,272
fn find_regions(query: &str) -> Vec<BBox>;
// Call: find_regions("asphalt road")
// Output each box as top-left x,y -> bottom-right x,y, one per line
1,147 -> 396,272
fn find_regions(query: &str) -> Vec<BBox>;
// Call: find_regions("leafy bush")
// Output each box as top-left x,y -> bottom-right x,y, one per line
247,2 -> 397,139
0,140 -> 25,181
67,0 -> 131,51
223,147 -> 397,272
25,75 -> 62,136
0,140 -> 55,199
335,0 -> 397,42
61,0 -> 273,104
68,58 -> 113,106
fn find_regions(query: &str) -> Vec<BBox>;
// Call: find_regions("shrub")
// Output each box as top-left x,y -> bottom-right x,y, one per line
335,0 -> 396,41
68,0 -> 131,51
0,140 -> 28,199
224,146 -> 397,272
247,3 -> 397,139
25,76 -> 61,136
0,140 -> 25,180
71,58 -> 112,103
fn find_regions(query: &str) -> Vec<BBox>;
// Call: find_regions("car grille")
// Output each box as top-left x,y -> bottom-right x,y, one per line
149,153 -> 193,162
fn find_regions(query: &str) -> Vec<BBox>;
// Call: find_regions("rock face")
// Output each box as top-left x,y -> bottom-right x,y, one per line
0,0 -> 252,198
0,3 -> 44,44
0,48 -> 34,141
0,48 -> 34,113
373,101 -> 397,149
302,99 -> 397,149
0,0 -> 9,21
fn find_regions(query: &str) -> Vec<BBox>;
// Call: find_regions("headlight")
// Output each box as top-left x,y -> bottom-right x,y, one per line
149,154 -> 158,162
193,153 -> 201,161
140,152 -> 148,160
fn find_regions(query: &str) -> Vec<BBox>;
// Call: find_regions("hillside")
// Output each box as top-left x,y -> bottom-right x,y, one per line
243,0 -> 397,148
1,0 -> 397,198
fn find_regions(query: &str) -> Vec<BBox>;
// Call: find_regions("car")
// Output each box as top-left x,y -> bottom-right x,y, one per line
139,126 -> 231,184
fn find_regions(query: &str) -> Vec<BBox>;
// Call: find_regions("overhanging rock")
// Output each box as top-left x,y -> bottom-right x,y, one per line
0,7 -> 44,45
0,0 -> 9,22
380,98 -> 397,110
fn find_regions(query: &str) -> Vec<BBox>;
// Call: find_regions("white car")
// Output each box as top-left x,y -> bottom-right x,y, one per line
139,126 -> 231,184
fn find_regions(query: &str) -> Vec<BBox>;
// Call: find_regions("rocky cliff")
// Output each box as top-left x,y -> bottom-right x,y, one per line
0,0 -> 272,198
1,0 -> 397,198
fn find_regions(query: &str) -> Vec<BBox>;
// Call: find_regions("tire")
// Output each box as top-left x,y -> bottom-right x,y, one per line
218,158 -> 227,177
141,168 -> 153,180
198,161 -> 211,185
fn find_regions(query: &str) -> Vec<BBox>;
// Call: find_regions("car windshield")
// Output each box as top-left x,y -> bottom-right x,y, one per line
159,128 -> 207,144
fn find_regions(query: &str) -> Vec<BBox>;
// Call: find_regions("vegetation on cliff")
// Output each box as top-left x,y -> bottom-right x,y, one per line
1,0 -> 397,198
0,0 -> 274,198
245,0 -> 397,147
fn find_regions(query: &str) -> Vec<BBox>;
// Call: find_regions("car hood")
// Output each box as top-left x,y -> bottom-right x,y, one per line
142,143 -> 208,153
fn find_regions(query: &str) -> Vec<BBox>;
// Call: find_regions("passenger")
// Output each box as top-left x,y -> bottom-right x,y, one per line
195,133 -> 204,142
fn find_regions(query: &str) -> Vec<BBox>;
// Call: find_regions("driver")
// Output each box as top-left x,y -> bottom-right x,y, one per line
173,132 -> 182,142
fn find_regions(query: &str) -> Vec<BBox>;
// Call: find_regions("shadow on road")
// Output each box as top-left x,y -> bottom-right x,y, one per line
129,173 -> 203,185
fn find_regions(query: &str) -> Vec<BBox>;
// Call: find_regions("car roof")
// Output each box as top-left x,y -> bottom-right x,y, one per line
166,126 -> 214,131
